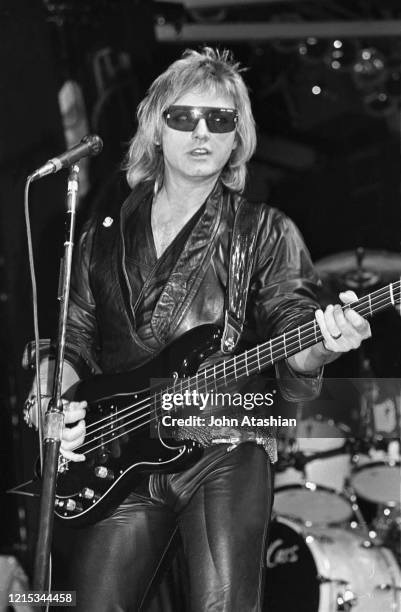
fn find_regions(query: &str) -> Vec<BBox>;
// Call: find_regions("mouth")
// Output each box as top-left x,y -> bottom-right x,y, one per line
189,148 -> 211,157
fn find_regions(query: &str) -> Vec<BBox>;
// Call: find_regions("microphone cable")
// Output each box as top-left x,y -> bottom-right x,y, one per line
24,175 -> 44,470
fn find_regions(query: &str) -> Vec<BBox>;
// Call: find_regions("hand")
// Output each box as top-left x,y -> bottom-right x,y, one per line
315,290 -> 371,354
23,394 -> 87,462
24,360 -> 85,461
61,400 -> 87,462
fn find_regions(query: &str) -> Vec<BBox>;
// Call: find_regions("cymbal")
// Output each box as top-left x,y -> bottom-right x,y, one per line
315,248 -> 401,293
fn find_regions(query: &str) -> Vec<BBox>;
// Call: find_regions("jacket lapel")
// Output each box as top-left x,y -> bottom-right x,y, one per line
151,182 -> 227,344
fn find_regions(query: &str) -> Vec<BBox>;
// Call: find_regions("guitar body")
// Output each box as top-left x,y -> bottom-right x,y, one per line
55,324 -> 222,527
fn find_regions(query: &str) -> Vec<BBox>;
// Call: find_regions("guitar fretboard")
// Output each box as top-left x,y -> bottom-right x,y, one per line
166,281 -> 401,401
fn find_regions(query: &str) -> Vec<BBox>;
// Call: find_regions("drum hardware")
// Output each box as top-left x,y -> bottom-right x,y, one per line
317,575 -> 358,609
287,445 -> 353,472
375,584 -> 401,592
343,481 -> 378,546
336,589 -> 357,611
306,533 -> 335,545
357,372 -> 401,453
358,365 -> 376,440
380,512 -> 401,566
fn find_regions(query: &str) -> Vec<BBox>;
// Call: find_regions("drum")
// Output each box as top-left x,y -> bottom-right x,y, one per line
264,517 -> 401,612
294,416 -> 350,454
273,482 -> 353,525
350,459 -> 401,506
276,416 -> 351,492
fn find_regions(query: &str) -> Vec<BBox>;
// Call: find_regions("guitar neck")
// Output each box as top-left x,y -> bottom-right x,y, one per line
192,280 -> 401,394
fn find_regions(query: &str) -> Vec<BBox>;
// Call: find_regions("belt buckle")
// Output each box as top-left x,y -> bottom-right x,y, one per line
211,436 -> 241,451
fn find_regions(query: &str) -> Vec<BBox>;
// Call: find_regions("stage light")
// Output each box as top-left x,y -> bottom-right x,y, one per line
298,37 -> 328,62
311,85 -> 321,95
353,47 -> 386,88
325,39 -> 359,72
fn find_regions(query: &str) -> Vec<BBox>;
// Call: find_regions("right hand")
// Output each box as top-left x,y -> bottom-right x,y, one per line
61,400 -> 87,462
31,396 -> 87,462
26,359 -> 87,462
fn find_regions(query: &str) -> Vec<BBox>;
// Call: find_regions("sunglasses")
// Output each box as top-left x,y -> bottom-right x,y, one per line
163,106 -> 238,133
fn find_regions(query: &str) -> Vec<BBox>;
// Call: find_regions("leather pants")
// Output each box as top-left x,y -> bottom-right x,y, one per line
68,443 -> 274,612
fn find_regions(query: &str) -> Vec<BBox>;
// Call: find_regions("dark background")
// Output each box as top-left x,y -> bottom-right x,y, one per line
0,0 -> 400,594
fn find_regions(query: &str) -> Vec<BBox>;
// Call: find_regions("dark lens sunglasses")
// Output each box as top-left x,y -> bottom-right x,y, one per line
164,106 -> 238,133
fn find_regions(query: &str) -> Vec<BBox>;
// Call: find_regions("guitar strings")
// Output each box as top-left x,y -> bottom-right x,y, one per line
69,315 -> 320,441
58,286 -> 398,469
74,282 -> 399,440
81,282 -> 397,438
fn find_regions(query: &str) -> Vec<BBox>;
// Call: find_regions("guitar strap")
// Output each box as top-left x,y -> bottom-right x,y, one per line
221,198 -> 264,354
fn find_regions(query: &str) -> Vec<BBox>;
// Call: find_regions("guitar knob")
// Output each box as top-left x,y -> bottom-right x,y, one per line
81,487 -> 100,501
94,466 -> 114,480
55,498 -> 83,514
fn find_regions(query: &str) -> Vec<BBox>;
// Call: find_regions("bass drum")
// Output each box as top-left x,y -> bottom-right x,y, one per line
264,517 -> 401,612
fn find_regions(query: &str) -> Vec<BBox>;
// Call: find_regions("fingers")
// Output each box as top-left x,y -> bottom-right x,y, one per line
61,400 -> 87,462
318,304 -> 342,339
63,400 -> 87,424
60,447 -> 86,462
62,417 -> 85,442
315,307 -> 341,351
316,291 -> 371,353
343,306 -> 371,336
339,291 -> 371,341
61,419 -> 86,462
338,290 -> 358,304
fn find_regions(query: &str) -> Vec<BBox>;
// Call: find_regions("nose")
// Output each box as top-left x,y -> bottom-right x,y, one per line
192,117 -> 209,139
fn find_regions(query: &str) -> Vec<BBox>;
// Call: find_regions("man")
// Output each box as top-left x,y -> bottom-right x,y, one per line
27,48 -> 371,611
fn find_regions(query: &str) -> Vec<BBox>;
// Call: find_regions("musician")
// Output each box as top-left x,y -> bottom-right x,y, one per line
26,48 -> 371,611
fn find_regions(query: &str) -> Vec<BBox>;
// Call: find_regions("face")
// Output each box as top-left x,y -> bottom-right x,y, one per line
161,89 -> 238,185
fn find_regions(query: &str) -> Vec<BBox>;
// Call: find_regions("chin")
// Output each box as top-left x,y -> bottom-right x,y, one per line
187,164 -> 220,177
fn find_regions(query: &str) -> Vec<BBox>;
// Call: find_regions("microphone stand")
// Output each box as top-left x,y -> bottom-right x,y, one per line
33,164 -> 80,593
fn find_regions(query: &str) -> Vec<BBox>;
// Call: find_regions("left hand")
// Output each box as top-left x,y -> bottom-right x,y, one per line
315,290 -> 371,353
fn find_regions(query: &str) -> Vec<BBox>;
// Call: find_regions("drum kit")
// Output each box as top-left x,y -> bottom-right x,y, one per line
265,250 -> 401,611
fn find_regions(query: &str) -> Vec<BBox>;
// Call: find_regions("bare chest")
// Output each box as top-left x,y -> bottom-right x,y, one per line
151,216 -> 187,259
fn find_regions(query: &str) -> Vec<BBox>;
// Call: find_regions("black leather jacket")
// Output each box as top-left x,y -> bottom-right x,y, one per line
64,181 -> 322,460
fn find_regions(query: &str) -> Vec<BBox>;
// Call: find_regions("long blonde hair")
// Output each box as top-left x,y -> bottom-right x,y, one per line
124,47 -> 257,193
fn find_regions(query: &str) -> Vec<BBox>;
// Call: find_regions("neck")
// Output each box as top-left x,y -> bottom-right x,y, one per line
160,173 -> 219,213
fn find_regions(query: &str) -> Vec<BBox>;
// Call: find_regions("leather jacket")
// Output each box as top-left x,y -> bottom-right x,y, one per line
64,181 -> 323,461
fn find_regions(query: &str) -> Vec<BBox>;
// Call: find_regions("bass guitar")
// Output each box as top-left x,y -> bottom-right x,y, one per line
53,281 -> 400,526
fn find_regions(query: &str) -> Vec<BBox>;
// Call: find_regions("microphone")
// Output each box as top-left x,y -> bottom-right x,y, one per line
29,135 -> 103,181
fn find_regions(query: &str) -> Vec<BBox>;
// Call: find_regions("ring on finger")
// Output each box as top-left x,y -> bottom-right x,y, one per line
330,332 -> 342,340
